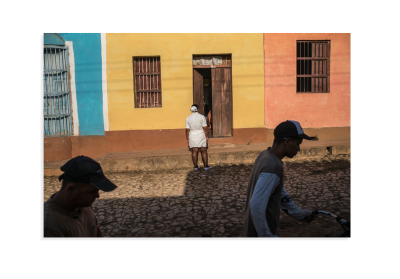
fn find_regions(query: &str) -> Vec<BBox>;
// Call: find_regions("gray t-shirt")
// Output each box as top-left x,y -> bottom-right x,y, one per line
243,149 -> 284,237
44,194 -> 99,237
243,148 -> 311,237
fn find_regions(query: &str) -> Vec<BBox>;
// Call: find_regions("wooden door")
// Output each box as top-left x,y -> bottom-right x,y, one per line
193,69 -> 204,115
211,67 -> 232,137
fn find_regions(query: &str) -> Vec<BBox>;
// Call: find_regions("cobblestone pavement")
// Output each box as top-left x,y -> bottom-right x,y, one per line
43,157 -> 350,237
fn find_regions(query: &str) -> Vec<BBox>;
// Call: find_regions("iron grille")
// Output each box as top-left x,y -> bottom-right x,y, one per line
296,41 -> 330,93
44,45 -> 72,136
133,57 -> 162,108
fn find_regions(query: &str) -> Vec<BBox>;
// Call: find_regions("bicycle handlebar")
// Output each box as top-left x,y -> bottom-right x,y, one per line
312,210 -> 350,229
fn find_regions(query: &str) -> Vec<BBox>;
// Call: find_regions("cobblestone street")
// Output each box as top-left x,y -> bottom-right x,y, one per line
43,157 -> 350,237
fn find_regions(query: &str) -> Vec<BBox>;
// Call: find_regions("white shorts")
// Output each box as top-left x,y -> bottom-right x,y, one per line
189,130 -> 207,148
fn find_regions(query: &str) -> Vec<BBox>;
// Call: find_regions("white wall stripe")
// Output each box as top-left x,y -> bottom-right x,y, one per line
65,41 -> 80,136
101,33 -> 109,132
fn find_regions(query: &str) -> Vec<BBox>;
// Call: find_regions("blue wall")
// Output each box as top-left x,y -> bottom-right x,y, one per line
58,33 -> 104,136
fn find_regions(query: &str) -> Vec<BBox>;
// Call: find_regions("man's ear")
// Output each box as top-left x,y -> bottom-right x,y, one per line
65,182 -> 77,194
284,137 -> 291,145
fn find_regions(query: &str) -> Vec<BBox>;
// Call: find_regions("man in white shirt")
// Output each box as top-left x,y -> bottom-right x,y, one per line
185,104 -> 212,171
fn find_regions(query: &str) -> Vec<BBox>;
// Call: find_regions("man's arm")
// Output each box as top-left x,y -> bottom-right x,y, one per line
96,225 -> 104,237
202,126 -> 208,141
280,187 -> 313,221
250,173 -> 280,237
202,115 -> 208,141
186,128 -> 190,147
93,209 -> 104,237
185,117 -> 190,145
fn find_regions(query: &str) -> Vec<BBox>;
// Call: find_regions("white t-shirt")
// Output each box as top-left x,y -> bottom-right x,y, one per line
185,112 -> 207,148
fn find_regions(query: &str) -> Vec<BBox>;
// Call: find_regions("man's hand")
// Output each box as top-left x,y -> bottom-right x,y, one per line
303,212 -> 317,223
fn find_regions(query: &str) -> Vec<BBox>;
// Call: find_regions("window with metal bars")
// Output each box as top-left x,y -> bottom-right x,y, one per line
44,45 -> 73,136
297,40 -> 330,93
133,57 -> 162,108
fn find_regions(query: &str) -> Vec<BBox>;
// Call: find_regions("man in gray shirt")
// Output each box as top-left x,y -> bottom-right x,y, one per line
243,120 -> 316,237
44,156 -> 118,237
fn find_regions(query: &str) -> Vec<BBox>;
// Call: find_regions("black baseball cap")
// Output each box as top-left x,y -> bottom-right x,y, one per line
58,156 -> 117,192
274,120 -> 315,140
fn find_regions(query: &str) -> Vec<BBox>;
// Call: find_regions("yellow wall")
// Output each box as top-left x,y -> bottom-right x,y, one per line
106,33 -> 264,130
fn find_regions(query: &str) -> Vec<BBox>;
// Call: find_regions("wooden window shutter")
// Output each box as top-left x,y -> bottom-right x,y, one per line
296,41 -> 330,93
133,56 -> 162,108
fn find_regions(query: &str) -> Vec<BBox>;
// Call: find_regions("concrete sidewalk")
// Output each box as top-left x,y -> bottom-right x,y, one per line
43,139 -> 350,176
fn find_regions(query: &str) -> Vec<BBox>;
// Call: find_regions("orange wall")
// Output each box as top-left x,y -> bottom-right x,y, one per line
264,33 -> 350,128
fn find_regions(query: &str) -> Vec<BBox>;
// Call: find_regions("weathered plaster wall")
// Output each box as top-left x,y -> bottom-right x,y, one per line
263,33 -> 350,128
106,33 -> 265,131
58,33 -> 105,136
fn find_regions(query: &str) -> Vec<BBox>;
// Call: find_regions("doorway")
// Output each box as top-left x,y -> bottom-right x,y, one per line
192,54 -> 232,138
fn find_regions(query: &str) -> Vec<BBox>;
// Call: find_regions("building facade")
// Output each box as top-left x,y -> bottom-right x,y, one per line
104,33 -> 265,154
44,33 -> 108,162
263,33 -> 350,141
43,33 -> 350,162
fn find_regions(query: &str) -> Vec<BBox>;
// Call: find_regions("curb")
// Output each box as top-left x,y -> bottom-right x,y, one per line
44,144 -> 350,176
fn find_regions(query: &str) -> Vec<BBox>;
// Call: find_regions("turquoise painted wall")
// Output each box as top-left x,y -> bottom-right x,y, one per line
58,33 -> 104,136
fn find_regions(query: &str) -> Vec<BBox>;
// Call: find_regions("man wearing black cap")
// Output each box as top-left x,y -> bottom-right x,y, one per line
243,120 -> 317,237
44,156 -> 118,237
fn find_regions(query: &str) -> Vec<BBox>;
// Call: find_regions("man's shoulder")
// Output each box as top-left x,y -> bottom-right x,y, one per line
44,201 -> 70,237
257,150 -> 277,162
192,112 -> 205,117
264,152 -> 281,164
44,199 -> 59,212
44,201 -> 69,224
187,113 -> 205,121
255,150 -> 283,175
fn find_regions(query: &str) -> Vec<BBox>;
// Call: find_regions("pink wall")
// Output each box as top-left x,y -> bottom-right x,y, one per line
264,33 -> 350,128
